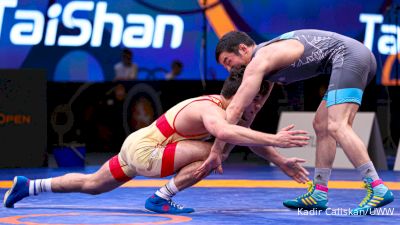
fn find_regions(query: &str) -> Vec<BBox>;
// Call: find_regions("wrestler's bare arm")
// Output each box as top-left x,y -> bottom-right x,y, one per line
200,103 -> 308,148
218,100 -> 309,183
207,80 -> 273,159
206,41 -> 304,165
226,40 -> 304,125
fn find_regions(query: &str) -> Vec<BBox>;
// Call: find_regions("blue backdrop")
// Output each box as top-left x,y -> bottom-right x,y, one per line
0,0 -> 399,84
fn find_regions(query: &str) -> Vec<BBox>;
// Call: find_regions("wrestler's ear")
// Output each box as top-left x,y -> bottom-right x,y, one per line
238,43 -> 248,55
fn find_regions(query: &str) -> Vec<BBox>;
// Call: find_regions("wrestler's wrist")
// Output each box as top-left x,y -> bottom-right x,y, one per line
271,154 -> 286,168
271,136 -> 279,147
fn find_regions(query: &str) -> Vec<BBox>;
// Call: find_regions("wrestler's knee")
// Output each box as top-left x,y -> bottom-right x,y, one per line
313,116 -> 329,137
313,118 -> 324,132
199,142 -> 213,160
327,119 -> 346,139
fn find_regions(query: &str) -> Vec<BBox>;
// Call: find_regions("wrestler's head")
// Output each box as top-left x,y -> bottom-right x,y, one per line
215,31 -> 256,71
221,65 -> 270,119
221,65 -> 269,99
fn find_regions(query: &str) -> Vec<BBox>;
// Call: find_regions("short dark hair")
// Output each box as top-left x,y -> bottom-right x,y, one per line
220,66 -> 244,99
215,31 -> 256,63
122,48 -> 133,57
171,60 -> 183,68
221,65 -> 269,99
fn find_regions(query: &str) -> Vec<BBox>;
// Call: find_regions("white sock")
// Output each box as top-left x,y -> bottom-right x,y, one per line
155,178 -> 179,200
29,178 -> 52,196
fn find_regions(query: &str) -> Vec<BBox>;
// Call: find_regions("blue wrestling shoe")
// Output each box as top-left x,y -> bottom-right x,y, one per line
351,178 -> 394,215
283,181 -> 328,210
3,176 -> 30,208
145,194 -> 194,214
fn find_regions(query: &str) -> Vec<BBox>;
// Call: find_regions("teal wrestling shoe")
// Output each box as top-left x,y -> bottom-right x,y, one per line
351,178 -> 394,215
283,181 -> 328,210
3,176 -> 30,208
145,194 -> 194,214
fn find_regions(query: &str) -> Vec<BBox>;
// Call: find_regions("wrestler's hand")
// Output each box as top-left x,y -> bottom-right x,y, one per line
279,157 -> 310,184
275,124 -> 310,148
194,151 -> 223,179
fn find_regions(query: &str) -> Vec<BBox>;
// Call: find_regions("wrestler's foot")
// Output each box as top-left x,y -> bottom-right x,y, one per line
145,194 -> 194,214
283,181 -> 328,210
351,178 -> 394,215
3,176 -> 30,208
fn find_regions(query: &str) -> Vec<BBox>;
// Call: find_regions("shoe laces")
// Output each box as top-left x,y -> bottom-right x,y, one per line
297,181 -> 314,200
168,200 -> 184,209
359,182 -> 373,207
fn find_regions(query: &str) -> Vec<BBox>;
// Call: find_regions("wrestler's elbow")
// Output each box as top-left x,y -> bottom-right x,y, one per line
214,125 -> 235,143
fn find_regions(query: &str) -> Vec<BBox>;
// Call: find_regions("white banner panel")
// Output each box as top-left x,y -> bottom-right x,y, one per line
276,112 -> 387,169
394,142 -> 400,171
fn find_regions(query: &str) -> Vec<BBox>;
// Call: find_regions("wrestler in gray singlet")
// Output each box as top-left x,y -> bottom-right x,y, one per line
252,29 -> 377,107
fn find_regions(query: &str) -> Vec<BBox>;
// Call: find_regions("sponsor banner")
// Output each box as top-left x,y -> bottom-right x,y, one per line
0,69 -> 46,167
1,0 -> 399,84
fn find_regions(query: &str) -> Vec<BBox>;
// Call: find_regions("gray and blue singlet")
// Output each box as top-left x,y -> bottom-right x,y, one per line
252,29 -> 376,107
